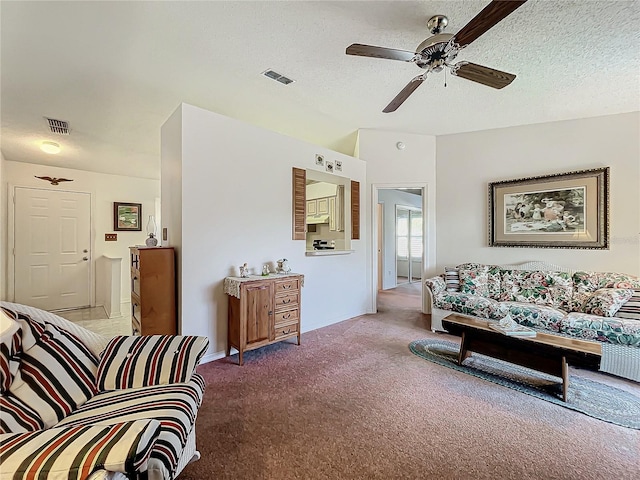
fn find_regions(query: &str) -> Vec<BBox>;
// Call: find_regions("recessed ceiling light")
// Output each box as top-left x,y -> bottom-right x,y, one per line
40,141 -> 61,154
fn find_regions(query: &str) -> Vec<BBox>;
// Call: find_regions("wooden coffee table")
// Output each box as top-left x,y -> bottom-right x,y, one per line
442,314 -> 602,402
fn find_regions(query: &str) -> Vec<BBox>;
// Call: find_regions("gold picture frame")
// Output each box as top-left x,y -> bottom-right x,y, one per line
489,167 -> 609,249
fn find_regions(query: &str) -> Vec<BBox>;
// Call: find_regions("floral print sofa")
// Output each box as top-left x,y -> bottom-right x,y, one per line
424,262 -> 640,381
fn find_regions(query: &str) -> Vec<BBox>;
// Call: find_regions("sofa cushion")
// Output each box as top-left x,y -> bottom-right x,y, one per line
561,312 -> 640,347
499,270 -> 573,310
434,292 -> 508,320
58,373 -> 206,479
615,290 -> 640,320
9,318 -> 98,428
501,302 -> 566,332
97,335 -> 208,391
580,288 -> 634,317
0,419 -> 160,480
0,393 -> 45,434
458,263 -> 501,299
571,271 -> 640,311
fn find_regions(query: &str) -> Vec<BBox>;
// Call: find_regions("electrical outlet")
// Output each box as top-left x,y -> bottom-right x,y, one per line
105,233 -> 117,241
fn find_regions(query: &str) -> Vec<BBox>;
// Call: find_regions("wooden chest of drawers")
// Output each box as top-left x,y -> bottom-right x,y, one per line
225,274 -> 303,365
129,246 -> 177,335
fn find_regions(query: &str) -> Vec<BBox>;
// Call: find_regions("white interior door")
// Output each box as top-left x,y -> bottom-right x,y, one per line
14,187 -> 91,311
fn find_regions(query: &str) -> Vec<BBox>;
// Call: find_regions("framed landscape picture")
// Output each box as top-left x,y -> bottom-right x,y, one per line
489,167 -> 609,249
114,202 -> 142,231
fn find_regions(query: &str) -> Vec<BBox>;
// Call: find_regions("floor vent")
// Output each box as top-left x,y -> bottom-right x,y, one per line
46,118 -> 70,135
262,69 -> 295,85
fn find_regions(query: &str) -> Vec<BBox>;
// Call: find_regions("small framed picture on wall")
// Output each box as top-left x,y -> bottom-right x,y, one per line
114,202 -> 142,231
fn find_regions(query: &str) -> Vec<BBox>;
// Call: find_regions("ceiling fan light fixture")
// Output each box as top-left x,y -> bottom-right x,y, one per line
40,141 -> 61,154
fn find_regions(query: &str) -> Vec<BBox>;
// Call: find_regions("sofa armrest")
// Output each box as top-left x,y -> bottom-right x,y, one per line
97,335 -> 209,390
424,275 -> 446,315
424,275 -> 446,296
0,419 -> 160,478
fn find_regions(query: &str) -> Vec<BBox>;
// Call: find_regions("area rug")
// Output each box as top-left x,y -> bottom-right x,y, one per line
409,339 -> 640,430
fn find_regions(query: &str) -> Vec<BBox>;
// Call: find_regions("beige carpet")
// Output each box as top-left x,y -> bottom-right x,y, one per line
180,285 -> 640,479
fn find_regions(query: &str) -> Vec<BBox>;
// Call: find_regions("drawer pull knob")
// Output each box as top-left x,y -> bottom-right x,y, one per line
282,329 -> 291,334
284,313 -> 291,319
283,285 -> 291,289
283,299 -> 291,304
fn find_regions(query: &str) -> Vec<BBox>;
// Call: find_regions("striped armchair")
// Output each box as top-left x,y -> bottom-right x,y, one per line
0,301 -> 208,480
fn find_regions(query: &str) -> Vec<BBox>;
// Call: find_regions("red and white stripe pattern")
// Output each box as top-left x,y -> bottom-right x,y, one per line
0,419 -> 160,479
57,374 -> 205,477
0,394 -> 45,434
8,317 -> 99,428
97,335 -> 208,391
0,320 -> 21,394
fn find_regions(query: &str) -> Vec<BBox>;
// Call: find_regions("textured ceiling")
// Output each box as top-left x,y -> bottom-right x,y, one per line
2,1 -> 639,179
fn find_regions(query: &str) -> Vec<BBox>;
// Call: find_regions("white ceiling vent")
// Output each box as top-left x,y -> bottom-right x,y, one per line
45,118 -> 70,135
262,69 -> 295,85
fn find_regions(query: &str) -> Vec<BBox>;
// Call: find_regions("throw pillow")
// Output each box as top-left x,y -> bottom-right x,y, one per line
580,288 -> 634,317
97,335 -> 209,390
444,267 -> 460,292
458,263 -> 490,296
0,393 -> 45,433
615,289 -> 640,320
9,318 -> 99,428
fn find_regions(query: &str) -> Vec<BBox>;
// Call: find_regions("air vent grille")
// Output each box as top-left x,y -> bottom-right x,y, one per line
46,118 -> 70,135
262,69 -> 295,85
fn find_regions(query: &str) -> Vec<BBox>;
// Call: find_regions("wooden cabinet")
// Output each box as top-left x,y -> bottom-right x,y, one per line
306,199 -> 317,215
129,246 -> 177,335
316,197 -> 329,214
226,274 -> 303,365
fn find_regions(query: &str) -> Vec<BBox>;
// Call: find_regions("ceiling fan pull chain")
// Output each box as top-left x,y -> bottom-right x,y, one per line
444,68 -> 447,88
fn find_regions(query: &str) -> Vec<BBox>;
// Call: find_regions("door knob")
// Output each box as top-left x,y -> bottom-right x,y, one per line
83,249 -> 88,253
83,257 -> 89,261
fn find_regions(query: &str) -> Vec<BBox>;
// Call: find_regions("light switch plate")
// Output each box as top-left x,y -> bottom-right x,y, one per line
105,233 -> 117,241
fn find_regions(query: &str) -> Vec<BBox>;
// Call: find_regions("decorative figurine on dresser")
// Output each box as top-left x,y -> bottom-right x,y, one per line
224,272 -> 304,365
129,246 -> 177,335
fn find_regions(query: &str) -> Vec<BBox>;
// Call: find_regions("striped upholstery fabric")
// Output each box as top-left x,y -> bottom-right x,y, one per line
97,335 -> 208,390
0,419 -> 160,479
57,374 -> 206,478
9,317 -> 99,428
444,267 -> 460,292
0,394 -> 45,434
0,320 -> 21,394
616,290 -> 640,320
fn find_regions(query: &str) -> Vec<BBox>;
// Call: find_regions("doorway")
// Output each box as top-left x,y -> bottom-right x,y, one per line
377,188 -> 424,292
395,205 -> 423,285
12,186 -> 92,311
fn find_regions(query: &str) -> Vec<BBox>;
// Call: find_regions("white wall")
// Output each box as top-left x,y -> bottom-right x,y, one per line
161,103 -> 368,363
436,112 -> 640,275
355,129 -> 437,312
0,151 -> 6,299
377,189 -> 423,290
1,161 -> 160,306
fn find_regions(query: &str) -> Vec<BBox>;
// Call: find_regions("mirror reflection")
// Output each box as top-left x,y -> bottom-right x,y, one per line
305,172 -> 349,252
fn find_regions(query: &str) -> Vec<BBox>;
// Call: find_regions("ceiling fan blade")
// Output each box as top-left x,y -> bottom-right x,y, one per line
383,75 -> 426,113
346,43 -> 417,62
451,0 -> 527,48
451,62 -> 515,89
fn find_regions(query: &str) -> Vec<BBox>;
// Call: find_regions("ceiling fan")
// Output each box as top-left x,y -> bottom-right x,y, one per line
346,0 -> 527,113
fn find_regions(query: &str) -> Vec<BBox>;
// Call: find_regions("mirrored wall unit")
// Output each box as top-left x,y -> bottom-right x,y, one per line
292,167 -> 359,255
